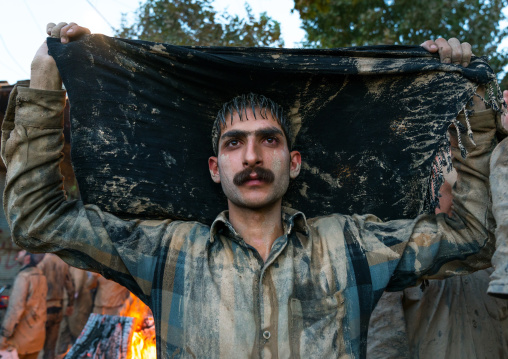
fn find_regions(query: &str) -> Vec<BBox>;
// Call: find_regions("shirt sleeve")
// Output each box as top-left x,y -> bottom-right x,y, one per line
355,108 -> 498,291
1,86 -> 173,303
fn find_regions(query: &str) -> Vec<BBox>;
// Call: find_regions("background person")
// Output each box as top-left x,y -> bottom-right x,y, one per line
0,251 -> 47,359
87,273 -> 130,316
37,253 -> 75,359
55,267 -> 93,358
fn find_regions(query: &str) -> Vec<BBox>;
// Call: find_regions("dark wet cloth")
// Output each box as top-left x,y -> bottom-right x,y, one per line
1,86 -> 499,358
45,35 -> 499,223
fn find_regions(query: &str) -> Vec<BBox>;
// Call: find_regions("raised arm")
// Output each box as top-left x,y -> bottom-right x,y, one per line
1,23 -> 171,303
352,84 -> 501,291
387,90 -> 499,289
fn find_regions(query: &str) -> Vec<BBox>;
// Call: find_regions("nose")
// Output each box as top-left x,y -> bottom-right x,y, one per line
243,139 -> 262,167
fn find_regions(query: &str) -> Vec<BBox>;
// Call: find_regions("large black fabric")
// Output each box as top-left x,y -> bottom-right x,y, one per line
47,35 -> 495,224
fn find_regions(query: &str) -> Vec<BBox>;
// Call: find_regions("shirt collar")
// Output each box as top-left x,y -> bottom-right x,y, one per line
209,206 -> 309,243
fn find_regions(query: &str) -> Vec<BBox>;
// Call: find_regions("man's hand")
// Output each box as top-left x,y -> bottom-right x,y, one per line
30,22 -> 91,91
47,22 -> 91,45
421,38 -> 472,67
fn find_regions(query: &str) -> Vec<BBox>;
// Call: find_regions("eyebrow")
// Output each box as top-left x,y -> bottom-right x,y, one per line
220,127 -> 284,141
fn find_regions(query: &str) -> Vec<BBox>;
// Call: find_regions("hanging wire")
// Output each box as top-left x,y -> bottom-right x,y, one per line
0,35 -> 29,78
22,0 -> 45,35
84,0 -> 116,31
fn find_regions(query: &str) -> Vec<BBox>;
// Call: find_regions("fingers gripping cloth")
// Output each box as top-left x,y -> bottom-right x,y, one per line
47,35 -> 500,223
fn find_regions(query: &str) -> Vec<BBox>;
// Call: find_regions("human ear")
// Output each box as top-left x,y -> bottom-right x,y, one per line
289,151 -> 301,179
208,156 -> 221,183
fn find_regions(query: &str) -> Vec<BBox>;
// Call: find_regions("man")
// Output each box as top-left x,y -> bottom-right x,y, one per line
0,251 -> 47,359
56,267 -> 92,358
37,253 -> 75,359
86,273 -> 130,315
1,22 -> 504,358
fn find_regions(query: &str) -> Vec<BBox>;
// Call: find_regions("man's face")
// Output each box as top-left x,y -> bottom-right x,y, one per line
208,107 -> 301,210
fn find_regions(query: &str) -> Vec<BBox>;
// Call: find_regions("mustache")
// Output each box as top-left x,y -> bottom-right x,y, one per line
233,167 -> 275,186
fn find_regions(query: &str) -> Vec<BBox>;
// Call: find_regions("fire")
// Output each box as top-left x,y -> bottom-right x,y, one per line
121,293 -> 157,359
130,330 -> 157,358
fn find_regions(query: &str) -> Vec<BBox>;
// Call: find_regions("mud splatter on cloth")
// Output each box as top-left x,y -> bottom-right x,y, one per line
47,35 -> 496,223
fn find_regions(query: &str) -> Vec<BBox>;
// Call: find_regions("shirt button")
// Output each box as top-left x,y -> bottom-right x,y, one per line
263,330 -> 271,340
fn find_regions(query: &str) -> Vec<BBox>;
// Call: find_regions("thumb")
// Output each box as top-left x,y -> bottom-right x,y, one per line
421,40 -> 439,53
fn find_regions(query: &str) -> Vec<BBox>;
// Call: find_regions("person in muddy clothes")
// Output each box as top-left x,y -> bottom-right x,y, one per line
2,22 -> 507,358
37,253 -> 75,359
0,251 -> 47,359
55,267 -> 93,358
86,273 -> 130,315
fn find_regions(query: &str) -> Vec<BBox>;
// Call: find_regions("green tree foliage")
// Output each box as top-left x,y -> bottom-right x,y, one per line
293,0 -> 508,73
115,0 -> 284,47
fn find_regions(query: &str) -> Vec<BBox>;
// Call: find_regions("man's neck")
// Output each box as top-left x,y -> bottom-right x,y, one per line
227,201 -> 284,262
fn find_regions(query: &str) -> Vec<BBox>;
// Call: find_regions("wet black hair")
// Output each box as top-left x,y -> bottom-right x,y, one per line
212,93 -> 292,155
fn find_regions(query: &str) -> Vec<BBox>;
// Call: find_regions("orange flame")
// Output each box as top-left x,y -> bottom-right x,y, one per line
121,293 -> 156,359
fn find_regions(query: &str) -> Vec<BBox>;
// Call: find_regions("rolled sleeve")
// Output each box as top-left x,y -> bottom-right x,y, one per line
386,109 -> 498,290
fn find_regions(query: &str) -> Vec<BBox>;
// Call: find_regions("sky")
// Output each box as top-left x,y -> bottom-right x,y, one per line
0,0 -> 306,85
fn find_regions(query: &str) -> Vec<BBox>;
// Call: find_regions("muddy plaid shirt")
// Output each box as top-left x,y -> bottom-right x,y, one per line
2,87 -> 497,358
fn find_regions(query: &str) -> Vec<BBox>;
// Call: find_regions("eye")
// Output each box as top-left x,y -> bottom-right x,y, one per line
264,137 -> 279,145
225,139 -> 240,147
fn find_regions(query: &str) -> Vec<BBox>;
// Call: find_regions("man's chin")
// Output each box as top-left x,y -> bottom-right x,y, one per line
229,195 -> 281,211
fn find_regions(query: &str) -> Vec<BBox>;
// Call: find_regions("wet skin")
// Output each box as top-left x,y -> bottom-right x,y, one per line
208,108 -> 301,260
208,108 -> 301,212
